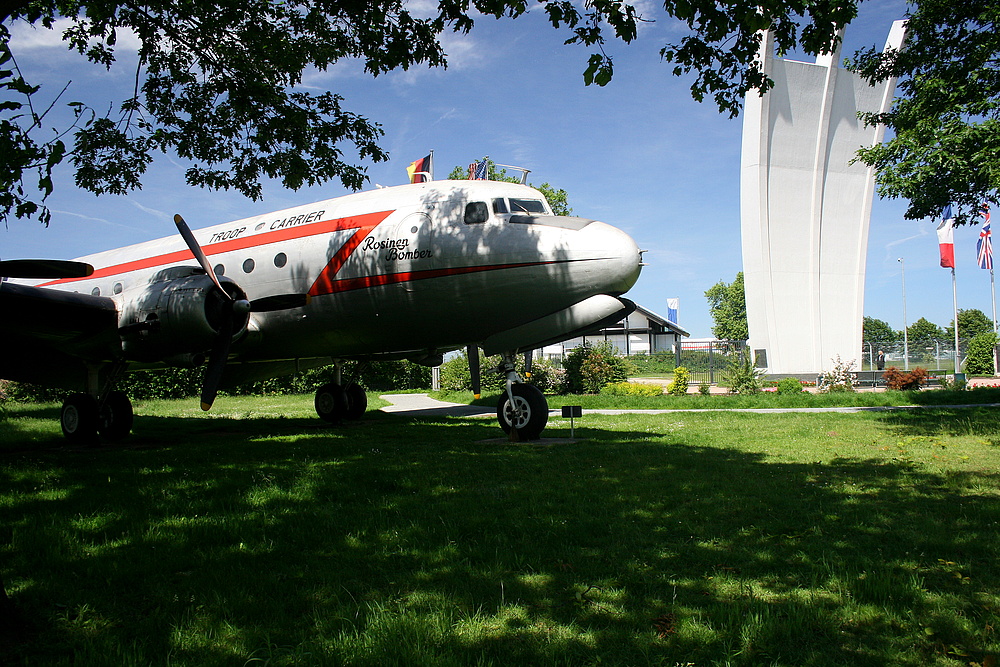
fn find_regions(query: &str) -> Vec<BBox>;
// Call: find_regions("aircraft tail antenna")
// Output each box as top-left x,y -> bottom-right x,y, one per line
493,163 -> 531,184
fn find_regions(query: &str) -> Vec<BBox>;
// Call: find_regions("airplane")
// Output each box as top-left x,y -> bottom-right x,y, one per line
0,179 -> 642,443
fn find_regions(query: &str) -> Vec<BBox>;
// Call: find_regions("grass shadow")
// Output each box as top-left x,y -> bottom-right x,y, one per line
2,402 -> 1000,665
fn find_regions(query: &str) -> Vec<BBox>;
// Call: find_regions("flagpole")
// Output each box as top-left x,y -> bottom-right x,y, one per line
992,267 -> 998,376
952,266 -> 960,374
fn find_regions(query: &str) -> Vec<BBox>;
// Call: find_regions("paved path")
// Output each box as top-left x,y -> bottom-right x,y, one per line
379,393 -> 495,417
380,393 -> 1000,417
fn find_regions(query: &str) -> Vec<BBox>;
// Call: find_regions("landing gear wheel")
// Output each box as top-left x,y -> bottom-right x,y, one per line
98,391 -> 134,442
61,393 -> 100,444
497,384 -> 548,440
315,382 -> 349,423
344,383 -> 367,420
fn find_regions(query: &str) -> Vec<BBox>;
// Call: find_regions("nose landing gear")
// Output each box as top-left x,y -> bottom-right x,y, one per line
494,353 -> 548,440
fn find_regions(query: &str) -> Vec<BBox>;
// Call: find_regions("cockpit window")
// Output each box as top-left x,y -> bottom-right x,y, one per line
492,198 -> 508,214
464,201 -> 489,224
509,198 -> 548,214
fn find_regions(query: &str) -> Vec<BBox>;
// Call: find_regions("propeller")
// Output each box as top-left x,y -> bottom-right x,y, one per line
468,345 -> 481,399
173,214 -> 309,410
0,259 -> 94,279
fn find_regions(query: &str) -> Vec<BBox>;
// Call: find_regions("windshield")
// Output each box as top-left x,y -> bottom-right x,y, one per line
508,198 -> 548,214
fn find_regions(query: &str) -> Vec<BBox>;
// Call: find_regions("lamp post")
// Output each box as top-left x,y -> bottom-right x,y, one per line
898,257 -> 910,371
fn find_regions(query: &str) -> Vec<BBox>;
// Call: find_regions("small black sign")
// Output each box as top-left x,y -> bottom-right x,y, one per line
561,405 -> 582,418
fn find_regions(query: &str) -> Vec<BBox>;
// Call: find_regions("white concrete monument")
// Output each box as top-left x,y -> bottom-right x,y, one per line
741,22 -> 906,374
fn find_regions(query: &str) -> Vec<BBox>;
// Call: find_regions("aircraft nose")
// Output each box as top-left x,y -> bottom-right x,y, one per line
583,220 -> 642,295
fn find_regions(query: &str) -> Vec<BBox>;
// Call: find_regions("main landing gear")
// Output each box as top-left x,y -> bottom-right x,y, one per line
314,381 -> 367,423
494,352 -> 548,440
60,390 -> 134,445
314,363 -> 367,423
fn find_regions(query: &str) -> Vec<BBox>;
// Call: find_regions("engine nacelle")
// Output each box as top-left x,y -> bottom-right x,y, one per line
119,268 -> 249,363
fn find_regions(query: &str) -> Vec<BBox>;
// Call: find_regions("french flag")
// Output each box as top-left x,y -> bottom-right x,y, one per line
937,204 -> 955,269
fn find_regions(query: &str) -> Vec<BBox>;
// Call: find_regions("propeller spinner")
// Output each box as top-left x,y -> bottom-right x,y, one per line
173,214 -> 309,410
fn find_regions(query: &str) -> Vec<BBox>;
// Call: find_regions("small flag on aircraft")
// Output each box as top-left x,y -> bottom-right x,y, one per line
937,204 -> 955,268
666,298 -> 679,323
468,159 -> 489,180
407,154 -> 432,183
978,204 -> 993,270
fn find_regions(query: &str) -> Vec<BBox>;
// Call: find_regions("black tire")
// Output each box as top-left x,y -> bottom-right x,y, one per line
315,382 -> 349,423
61,393 -> 100,444
98,391 -> 134,442
344,383 -> 368,420
496,384 -> 548,440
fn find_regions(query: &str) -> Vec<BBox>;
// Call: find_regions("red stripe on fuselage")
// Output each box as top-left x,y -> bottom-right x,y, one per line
40,210 -> 395,286
310,259 -> 580,296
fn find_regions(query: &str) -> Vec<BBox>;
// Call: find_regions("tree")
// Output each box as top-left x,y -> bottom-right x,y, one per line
3,0 -> 860,226
906,317 -> 945,351
704,271 -> 748,340
447,159 -> 572,216
945,308 -> 995,342
863,316 -> 899,347
849,0 -> 1000,223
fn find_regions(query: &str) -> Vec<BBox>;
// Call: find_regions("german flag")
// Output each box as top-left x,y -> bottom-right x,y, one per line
406,154 -> 432,183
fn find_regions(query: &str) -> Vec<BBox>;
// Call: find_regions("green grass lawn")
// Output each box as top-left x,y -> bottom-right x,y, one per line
2,392 -> 1000,665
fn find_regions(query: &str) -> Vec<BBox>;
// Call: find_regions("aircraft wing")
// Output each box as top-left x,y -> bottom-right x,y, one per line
0,282 -> 122,389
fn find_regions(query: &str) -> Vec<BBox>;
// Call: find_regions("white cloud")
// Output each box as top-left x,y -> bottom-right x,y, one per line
8,17 -> 142,53
7,19 -> 70,50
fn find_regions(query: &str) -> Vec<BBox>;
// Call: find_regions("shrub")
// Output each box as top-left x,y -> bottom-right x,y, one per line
882,366 -> 929,391
562,341 -> 633,394
2,360 -> 431,404
698,383 -> 711,395
439,350 -> 505,393
723,352 -> 765,395
600,381 -> 663,397
666,366 -> 690,395
819,356 -> 857,392
524,357 -> 564,394
439,352 -> 557,393
964,332 -> 998,375
776,377 -> 805,394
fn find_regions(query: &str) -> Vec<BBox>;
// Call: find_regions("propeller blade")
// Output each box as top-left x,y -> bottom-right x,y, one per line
468,345 -> 481,399
200,310 -> 234,411
250,293 -> 311,312
0,259 -> 94,279
174,214 -> 231,301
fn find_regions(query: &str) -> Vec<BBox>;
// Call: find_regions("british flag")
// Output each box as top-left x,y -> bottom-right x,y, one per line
978,205 -> 993,270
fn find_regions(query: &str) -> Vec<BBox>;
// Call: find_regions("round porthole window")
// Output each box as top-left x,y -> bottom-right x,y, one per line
91,286 -> 101,296
214,264 -> 225,276
243,258 -> 255,273
113,282 -> 123,295
274,252 -> 287,268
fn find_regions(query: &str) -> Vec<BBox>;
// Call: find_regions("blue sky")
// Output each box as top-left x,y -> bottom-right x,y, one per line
4,1 -> 997,340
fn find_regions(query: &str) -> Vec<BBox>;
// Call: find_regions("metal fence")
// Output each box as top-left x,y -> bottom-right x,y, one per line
858,340 -> 970,373
539,338 -> 990,386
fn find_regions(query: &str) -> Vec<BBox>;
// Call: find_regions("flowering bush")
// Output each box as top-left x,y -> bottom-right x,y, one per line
819,356 -> 857,392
